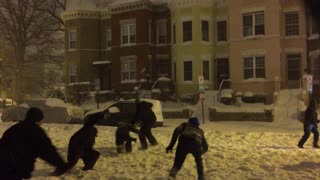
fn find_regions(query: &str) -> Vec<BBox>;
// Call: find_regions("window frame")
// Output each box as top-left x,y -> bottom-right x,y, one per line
106,28 -> 111,50
201,20 -> 209,42
183,60 -> 193,81
243,56 -> 265,79
216,20 -> 228,42
121,23 -> 136,46
121,59 -> 137,82
183,21 -> 192,43
243,11 -> 265,37
157,20 -> 167,44
285,11 -> 299,36
68,30 -> 77,49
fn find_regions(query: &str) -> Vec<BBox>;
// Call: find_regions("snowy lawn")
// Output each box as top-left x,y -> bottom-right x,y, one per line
1,118 -> 320,180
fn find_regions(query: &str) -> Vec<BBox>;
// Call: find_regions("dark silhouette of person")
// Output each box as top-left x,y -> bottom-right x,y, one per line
166,117 -> 208,180
298,99 -> 320,148
132,100 -> 158,150
115,122 -> 140,153
67,113 -> 100,171
0,107 -> 69,180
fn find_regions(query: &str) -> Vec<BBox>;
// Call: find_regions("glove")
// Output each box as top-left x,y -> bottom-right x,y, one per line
166,146 -> 173,153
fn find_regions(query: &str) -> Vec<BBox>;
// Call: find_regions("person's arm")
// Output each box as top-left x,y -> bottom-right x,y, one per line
166,123 -> 185,153
36,128 -> 67,168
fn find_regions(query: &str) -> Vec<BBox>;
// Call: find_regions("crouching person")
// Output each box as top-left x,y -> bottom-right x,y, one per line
116,122 -> 140,153
0,107 -> 70,179
67,114 -> 100,171
166,117 -> 208,180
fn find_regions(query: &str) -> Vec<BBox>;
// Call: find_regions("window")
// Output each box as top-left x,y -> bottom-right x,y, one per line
183,21 -> 192,42
203,60 -> 209,80
217,21 -> 227,41
244,56 -> 265,79
311,54 -> 320,82
287,54 -> 301,80
69,64 -> 78,83
157,60 -> 169,76
285,12 -> 299,36
173,62 -> 176,80
157,21 -> 167,44
106,29 -> 111,49
310,17 -> 319,36
121,59 -> 136,81
202,21 -> 209,41
243,12 -> 265,37
173,24 -> 176,44
121,23 -> 136,45
68,30 -> 77,49
184,61 -> 192,81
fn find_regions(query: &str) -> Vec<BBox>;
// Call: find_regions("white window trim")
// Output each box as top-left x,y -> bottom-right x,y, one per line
183,59 -> 193,83
68,30 -> 77,49
216,20 -> 228,43
157,19 -> 167,45
243,56 -> 265,80
182,20 -> 193,44
121,23 -> 136,46
201,20 -> 210,43
202,59 -> 210,81
285,11 -> 299,36
106,29 -> 111,50
120,58 -> 137,83
243,12 -> 265,38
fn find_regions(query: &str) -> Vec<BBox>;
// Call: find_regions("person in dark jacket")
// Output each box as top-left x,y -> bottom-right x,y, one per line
132,100 -> 158,150
166,117 -> 208,180
0,107 -> 69,180
115,122 -> 140,153
298,99 -> 320,148
67,113 -> 100,171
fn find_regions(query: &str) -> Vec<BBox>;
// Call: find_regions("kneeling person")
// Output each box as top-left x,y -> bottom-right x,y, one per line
116,122 -> 140,153
67,114 -> 101,171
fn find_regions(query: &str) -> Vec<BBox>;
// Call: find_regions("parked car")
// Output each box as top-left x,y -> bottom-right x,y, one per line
85,98 -> 164,127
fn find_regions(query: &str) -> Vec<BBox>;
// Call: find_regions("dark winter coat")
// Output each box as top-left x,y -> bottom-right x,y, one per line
0,121 -> 66,179
167,122 -> 208,154
116,123 -> 140,145
133,101 -> 156,128
68,116 -> 98,163
304,104 -> 319,127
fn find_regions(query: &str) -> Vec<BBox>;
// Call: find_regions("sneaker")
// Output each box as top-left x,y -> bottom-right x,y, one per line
297,144 -> 304,149
313,144 -> 320,148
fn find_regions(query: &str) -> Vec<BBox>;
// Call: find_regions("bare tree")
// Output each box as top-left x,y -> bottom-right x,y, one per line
0,0 -> 62,102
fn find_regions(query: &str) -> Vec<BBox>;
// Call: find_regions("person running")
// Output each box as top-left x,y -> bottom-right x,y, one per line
298,99 -> 320,148
166,117 -> 208,180
0,107 -> 69,179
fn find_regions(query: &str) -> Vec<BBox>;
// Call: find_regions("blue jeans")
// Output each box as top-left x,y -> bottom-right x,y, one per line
298,124 -> 319,147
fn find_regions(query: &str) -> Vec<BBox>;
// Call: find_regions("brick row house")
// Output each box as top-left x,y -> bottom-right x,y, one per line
62,0 -> 314,103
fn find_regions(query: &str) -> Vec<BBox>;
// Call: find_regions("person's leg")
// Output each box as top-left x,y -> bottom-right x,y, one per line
125,140 -> 133,153
144,127 -> 158,146
82,149 -> 100,171
116,137 -> 126,153
139,127 -> 148,149
298,125 -> 312,148
192,149 -> 205,180
311,126 -> 319,147
169,143 -> 188,179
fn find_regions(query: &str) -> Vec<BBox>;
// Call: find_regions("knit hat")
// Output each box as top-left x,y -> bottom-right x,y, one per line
188,117 -> 200,127
25,107 -> 44,123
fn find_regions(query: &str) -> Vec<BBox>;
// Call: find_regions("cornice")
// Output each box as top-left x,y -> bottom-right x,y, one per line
169,0 -> 214,10
62,10 -> 111,21
110,0 -> 153,14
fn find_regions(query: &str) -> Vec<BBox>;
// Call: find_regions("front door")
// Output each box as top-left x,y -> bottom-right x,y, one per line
215,58 -> 230,90
287,54 -> 301,88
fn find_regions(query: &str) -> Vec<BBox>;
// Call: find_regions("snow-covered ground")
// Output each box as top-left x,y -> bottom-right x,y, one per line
0,89 -> 320,179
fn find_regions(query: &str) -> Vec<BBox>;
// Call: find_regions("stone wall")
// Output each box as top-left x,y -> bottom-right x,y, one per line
209,108 -> 274,122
